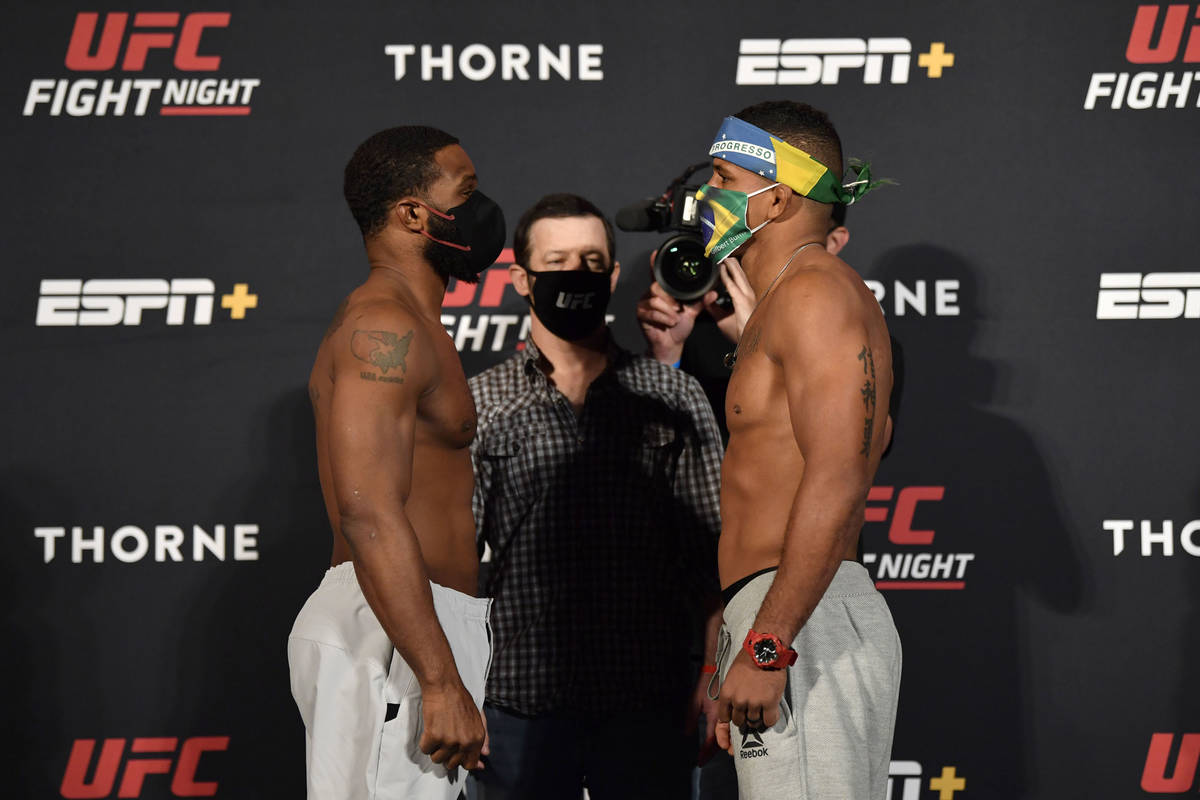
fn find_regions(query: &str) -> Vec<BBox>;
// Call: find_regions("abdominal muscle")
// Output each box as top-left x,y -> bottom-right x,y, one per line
718,429 -> 804,589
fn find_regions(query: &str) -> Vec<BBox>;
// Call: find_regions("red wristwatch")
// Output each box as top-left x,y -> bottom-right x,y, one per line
743,630 -> 798,670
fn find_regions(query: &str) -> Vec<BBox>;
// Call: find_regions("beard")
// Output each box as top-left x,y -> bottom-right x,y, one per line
425,213 -> 480,284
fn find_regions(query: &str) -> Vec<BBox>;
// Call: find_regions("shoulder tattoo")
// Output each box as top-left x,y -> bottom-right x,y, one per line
352,329 -> 414,384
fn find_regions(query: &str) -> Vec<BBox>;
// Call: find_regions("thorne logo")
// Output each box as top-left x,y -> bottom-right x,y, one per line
36,279 -> 258,326
1104,519 -> 1200,557
1096,273 -> 1200,319
864,279 -> 961,317
61,736 -> 228,798
735,39 -> 954,85
385,43 -> 603,81
23,12 -> 261,117
862,486 -> 975,590
1084,4 -> 1200,110
1142,733 -> 1200,793
36,524 -> 260,564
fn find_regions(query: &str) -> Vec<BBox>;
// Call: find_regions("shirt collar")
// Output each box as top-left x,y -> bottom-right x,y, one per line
520,328 -> 629,387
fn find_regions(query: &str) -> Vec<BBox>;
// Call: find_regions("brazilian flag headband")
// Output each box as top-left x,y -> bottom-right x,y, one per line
708,116 -> 887,205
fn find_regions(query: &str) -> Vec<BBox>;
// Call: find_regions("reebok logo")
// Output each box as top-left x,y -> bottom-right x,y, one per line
740,729 -> 769,758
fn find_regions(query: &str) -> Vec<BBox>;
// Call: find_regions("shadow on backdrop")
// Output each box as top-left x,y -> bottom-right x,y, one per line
171,387 -> 327,798
865,244 -> 1086,799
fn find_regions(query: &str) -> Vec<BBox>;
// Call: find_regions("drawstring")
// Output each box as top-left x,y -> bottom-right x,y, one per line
707,626 -> 731,701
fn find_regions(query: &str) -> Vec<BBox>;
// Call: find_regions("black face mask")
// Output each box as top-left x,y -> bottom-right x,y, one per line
525,267 -> 612,341
420,190 -> 507,284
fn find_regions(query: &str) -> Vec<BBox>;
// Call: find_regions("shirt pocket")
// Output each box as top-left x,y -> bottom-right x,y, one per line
630,420 -> 681,489
477,428 -> 546,510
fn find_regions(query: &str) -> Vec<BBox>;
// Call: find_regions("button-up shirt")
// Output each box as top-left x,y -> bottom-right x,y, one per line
469,336 -> 723,716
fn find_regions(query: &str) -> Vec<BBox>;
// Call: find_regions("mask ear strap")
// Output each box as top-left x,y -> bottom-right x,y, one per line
420,229 -> 470,251
412,198 -> 456,221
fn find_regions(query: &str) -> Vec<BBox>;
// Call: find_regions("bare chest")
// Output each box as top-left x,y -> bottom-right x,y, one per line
417,333 -> 478,450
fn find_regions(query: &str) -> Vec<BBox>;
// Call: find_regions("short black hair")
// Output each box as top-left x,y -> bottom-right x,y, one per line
512,193 -> 616,268
734,100 -> 843,185
343,126 -> 459,238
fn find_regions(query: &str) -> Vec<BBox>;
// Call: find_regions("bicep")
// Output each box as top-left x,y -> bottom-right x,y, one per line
327,330 -> 424,518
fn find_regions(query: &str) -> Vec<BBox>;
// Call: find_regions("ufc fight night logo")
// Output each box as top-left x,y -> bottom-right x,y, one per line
735,38 -> 955,85
61,736 -> 228,798
1084,4 -> 1200,110
861,486 -> 976,589
23,12 -> 261,117
1096,273 -> 1200,319
1142,733 -> 1200,793
36,279 -> 258,326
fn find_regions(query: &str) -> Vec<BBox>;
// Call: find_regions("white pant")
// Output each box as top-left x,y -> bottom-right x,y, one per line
288,562 -> 492,800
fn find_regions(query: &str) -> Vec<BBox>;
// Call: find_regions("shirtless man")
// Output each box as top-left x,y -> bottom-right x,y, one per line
287,126 -> 506,800
700,102 -> 902,798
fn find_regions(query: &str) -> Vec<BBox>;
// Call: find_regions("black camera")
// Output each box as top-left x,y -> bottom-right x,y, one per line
616,162 -> 728,303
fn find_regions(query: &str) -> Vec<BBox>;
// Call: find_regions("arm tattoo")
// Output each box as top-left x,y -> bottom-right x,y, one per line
352,329 -> 414,384
857,346 -> 877,456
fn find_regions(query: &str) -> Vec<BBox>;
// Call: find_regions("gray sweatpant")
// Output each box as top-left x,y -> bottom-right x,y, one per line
713,562 -> 901,799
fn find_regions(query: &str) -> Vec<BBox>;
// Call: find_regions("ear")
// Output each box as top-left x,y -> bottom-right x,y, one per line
825,226 -> 850,255
609,261 -> 621,293
509,262 -> 531,297
766,184 -> 793,221
392,199 -> 425,233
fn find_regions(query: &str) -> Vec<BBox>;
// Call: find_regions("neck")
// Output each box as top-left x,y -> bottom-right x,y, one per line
363,236 -> 448,319
529,316 -> 610,381
739,226 -> 827,299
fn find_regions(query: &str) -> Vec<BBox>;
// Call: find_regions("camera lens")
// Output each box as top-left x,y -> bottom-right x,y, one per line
653,234 -> 716,301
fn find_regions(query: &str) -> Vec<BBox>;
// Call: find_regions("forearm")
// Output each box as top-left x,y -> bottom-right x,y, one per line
752,474 -> 865,642
342,513 -> 462,690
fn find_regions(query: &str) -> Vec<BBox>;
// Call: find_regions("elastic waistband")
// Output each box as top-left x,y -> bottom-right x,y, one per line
321,561 -> 491,622
724,561 -> 876,627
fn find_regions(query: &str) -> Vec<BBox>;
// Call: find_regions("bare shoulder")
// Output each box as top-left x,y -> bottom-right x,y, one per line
764,259 -> 865,347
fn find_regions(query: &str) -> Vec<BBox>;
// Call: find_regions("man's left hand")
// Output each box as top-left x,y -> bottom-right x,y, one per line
716,648 -> 787,732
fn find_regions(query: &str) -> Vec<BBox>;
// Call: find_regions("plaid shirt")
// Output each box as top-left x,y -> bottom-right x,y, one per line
469,336 -> 723,716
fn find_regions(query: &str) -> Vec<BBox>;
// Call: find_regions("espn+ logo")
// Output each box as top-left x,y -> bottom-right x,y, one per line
36,279 -> 258,327
1096,273 -> 1200,319
23,12 -> 260,117
735,38 -> 955,85
61,736 -> 228,798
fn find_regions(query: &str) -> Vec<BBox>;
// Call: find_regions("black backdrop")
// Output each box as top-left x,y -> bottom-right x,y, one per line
4,1 -> 1198,797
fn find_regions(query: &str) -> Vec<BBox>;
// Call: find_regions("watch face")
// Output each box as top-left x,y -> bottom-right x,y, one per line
753,638 -> 778,665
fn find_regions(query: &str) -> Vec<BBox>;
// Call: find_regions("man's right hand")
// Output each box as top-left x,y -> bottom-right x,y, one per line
637,281 -> 716,365
418,680 -> 487,771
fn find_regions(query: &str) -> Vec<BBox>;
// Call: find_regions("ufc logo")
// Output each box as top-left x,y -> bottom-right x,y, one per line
37,279 -> 216,326
555,291 -> 595,309
65,12 -> 230,72
1142,733 -> 1200,792
736,38 -> 912,85
1096,273 -> 1200,319
1127,5 -> 1200,63
864,486 -> 944,545
61,736 -> 228,798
